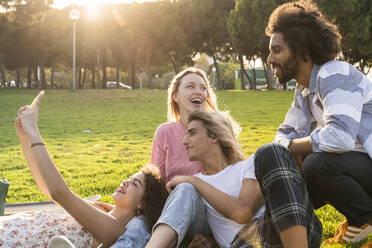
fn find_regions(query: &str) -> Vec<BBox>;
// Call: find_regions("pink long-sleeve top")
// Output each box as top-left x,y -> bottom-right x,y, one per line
151,121 -> 204,182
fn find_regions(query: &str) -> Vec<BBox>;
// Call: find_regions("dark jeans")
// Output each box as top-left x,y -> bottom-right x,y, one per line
251,143 -> 322,248
302,151 -> 372,226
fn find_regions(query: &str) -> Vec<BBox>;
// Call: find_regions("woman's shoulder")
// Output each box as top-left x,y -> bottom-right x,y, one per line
111,216 -> 150,248
155,121 -> 182,134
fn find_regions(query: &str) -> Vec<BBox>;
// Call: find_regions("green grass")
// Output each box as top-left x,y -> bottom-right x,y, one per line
0,89 -> 370,247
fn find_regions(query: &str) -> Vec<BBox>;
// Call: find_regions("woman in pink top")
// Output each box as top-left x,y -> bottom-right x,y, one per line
151,67 -> 240,182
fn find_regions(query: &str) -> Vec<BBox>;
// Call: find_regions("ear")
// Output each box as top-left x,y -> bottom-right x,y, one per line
208,135 -> 218,144
172,92 -> 179,104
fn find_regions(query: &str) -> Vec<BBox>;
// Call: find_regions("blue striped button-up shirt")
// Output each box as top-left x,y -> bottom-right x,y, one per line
275,60 -> 372,159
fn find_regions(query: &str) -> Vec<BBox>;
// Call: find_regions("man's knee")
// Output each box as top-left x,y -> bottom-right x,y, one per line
164,183 -> 201,212
173,183 -> 198,198
302,152 -> 328,184
255,143 -> 288,174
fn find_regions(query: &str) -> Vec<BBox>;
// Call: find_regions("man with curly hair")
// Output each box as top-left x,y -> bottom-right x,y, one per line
260,0 -> 372,247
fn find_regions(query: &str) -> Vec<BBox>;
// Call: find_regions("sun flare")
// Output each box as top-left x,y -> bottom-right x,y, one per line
86,0 -> 102,19
52,0 -> 152,10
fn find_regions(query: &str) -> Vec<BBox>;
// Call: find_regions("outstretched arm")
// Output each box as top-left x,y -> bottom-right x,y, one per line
16,111 -> 51,198
16,93 -> 126,246
166,176 -> 263,224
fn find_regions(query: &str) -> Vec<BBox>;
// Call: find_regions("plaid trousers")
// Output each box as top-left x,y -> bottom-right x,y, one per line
230,143 -> 322,248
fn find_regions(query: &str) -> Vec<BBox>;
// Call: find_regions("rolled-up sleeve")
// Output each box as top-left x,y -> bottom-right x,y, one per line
275,96 -> 310,141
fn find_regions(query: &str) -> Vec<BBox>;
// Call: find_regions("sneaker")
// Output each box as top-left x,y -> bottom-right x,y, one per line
327,220 -> 372,244
361,240 -> 372,248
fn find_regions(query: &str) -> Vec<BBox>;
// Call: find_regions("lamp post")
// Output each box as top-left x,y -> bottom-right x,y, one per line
139,68 -> 143,90
69,9 -> 80,91
212,66 -> 216,89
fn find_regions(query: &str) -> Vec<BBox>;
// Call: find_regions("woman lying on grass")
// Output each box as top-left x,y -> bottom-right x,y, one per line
1,92 -> 168,248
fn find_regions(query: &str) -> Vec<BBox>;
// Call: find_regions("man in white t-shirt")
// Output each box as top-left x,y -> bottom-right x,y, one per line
146,110 -> 264,248
194,157 -> 265,247
146,110 -> 321,248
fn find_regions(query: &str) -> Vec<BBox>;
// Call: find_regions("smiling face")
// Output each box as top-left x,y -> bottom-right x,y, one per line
183,119 -> 214,162
267,32 -> 299,85
112,172 -> 145,210
173,73 -> 208,118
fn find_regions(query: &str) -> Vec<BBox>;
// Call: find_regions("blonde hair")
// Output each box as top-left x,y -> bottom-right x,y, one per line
189,110 -> 246,165
167,67 -> 218,122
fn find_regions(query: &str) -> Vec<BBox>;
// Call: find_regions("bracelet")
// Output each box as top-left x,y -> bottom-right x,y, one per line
31,142 -> 45,148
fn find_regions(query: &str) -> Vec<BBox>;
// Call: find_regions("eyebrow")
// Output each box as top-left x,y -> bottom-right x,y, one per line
187,127 -> 196,134
185,81 -> 206,86
132,178 -> 143,187
270,44 -> 281,50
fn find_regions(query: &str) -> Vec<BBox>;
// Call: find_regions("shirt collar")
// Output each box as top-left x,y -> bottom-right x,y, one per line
309,64 -> 320,94
299,64 -> 320,98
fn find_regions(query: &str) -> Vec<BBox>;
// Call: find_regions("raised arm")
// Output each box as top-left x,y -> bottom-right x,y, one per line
16,107 -> 51,198
166,176 -> 263,224
16,93 -> 126,246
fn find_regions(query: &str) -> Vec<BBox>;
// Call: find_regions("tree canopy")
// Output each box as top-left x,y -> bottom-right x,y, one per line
0,0 -> 370,89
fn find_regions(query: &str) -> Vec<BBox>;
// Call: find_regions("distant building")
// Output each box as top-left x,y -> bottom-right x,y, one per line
235,68 -> 296,90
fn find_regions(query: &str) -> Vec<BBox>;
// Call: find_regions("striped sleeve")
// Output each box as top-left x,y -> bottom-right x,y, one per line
275,96 -> 310,141
310,63 -> 364,153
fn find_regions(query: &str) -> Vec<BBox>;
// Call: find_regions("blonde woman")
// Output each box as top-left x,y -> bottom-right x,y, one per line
151,67 -> 240,182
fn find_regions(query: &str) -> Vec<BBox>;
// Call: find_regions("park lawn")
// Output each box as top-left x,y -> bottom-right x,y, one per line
0,89 -> 369,247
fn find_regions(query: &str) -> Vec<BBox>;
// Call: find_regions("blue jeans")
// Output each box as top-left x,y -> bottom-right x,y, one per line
152,183 -> 211,248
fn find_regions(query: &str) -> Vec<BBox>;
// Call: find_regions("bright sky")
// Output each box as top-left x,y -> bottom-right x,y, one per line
52,0 -> 154,9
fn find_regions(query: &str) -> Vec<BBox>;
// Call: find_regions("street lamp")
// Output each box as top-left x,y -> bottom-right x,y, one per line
139,68 -> 143,90
69,8 -> 80,91
212,66 -> 216,89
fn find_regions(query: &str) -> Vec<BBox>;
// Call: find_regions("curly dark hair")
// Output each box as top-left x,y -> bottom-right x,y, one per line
265,0 -> 341,65
139,164 -> 169,231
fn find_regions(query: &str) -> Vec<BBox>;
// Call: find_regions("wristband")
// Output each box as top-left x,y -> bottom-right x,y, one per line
31,142 -> 45,148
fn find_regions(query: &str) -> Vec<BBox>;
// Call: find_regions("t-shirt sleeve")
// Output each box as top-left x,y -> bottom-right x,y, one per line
110,217 -> 151,248
241,155 -> 256,180
150,124 -> 166,178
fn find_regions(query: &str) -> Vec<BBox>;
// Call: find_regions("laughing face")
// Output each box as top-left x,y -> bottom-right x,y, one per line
268,32 -> 299,85
112,172 -> 145,210
173,73 -> 208,118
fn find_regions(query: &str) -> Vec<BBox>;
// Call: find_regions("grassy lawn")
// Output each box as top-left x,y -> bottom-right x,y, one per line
0,89 -> 369,247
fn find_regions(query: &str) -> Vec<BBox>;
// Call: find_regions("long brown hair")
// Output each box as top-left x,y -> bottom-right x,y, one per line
139,164 -> 168,231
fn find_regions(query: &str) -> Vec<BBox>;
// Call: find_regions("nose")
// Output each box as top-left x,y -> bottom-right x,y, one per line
182,134 -> 189,146
122,180 -> 129,187
194,86 -> 203,95
267,52 -> 274,65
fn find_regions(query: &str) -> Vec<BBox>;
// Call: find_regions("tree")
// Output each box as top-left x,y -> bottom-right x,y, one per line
157,1 -> 194,74
134,2 -> 169,88
180,0 -> 235,89
228,0 -> 288,90
0,15 -> 12,86
315,0 -> 372,72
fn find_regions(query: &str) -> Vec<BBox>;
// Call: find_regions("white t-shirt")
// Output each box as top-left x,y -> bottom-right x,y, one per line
195,156 -> 265,248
